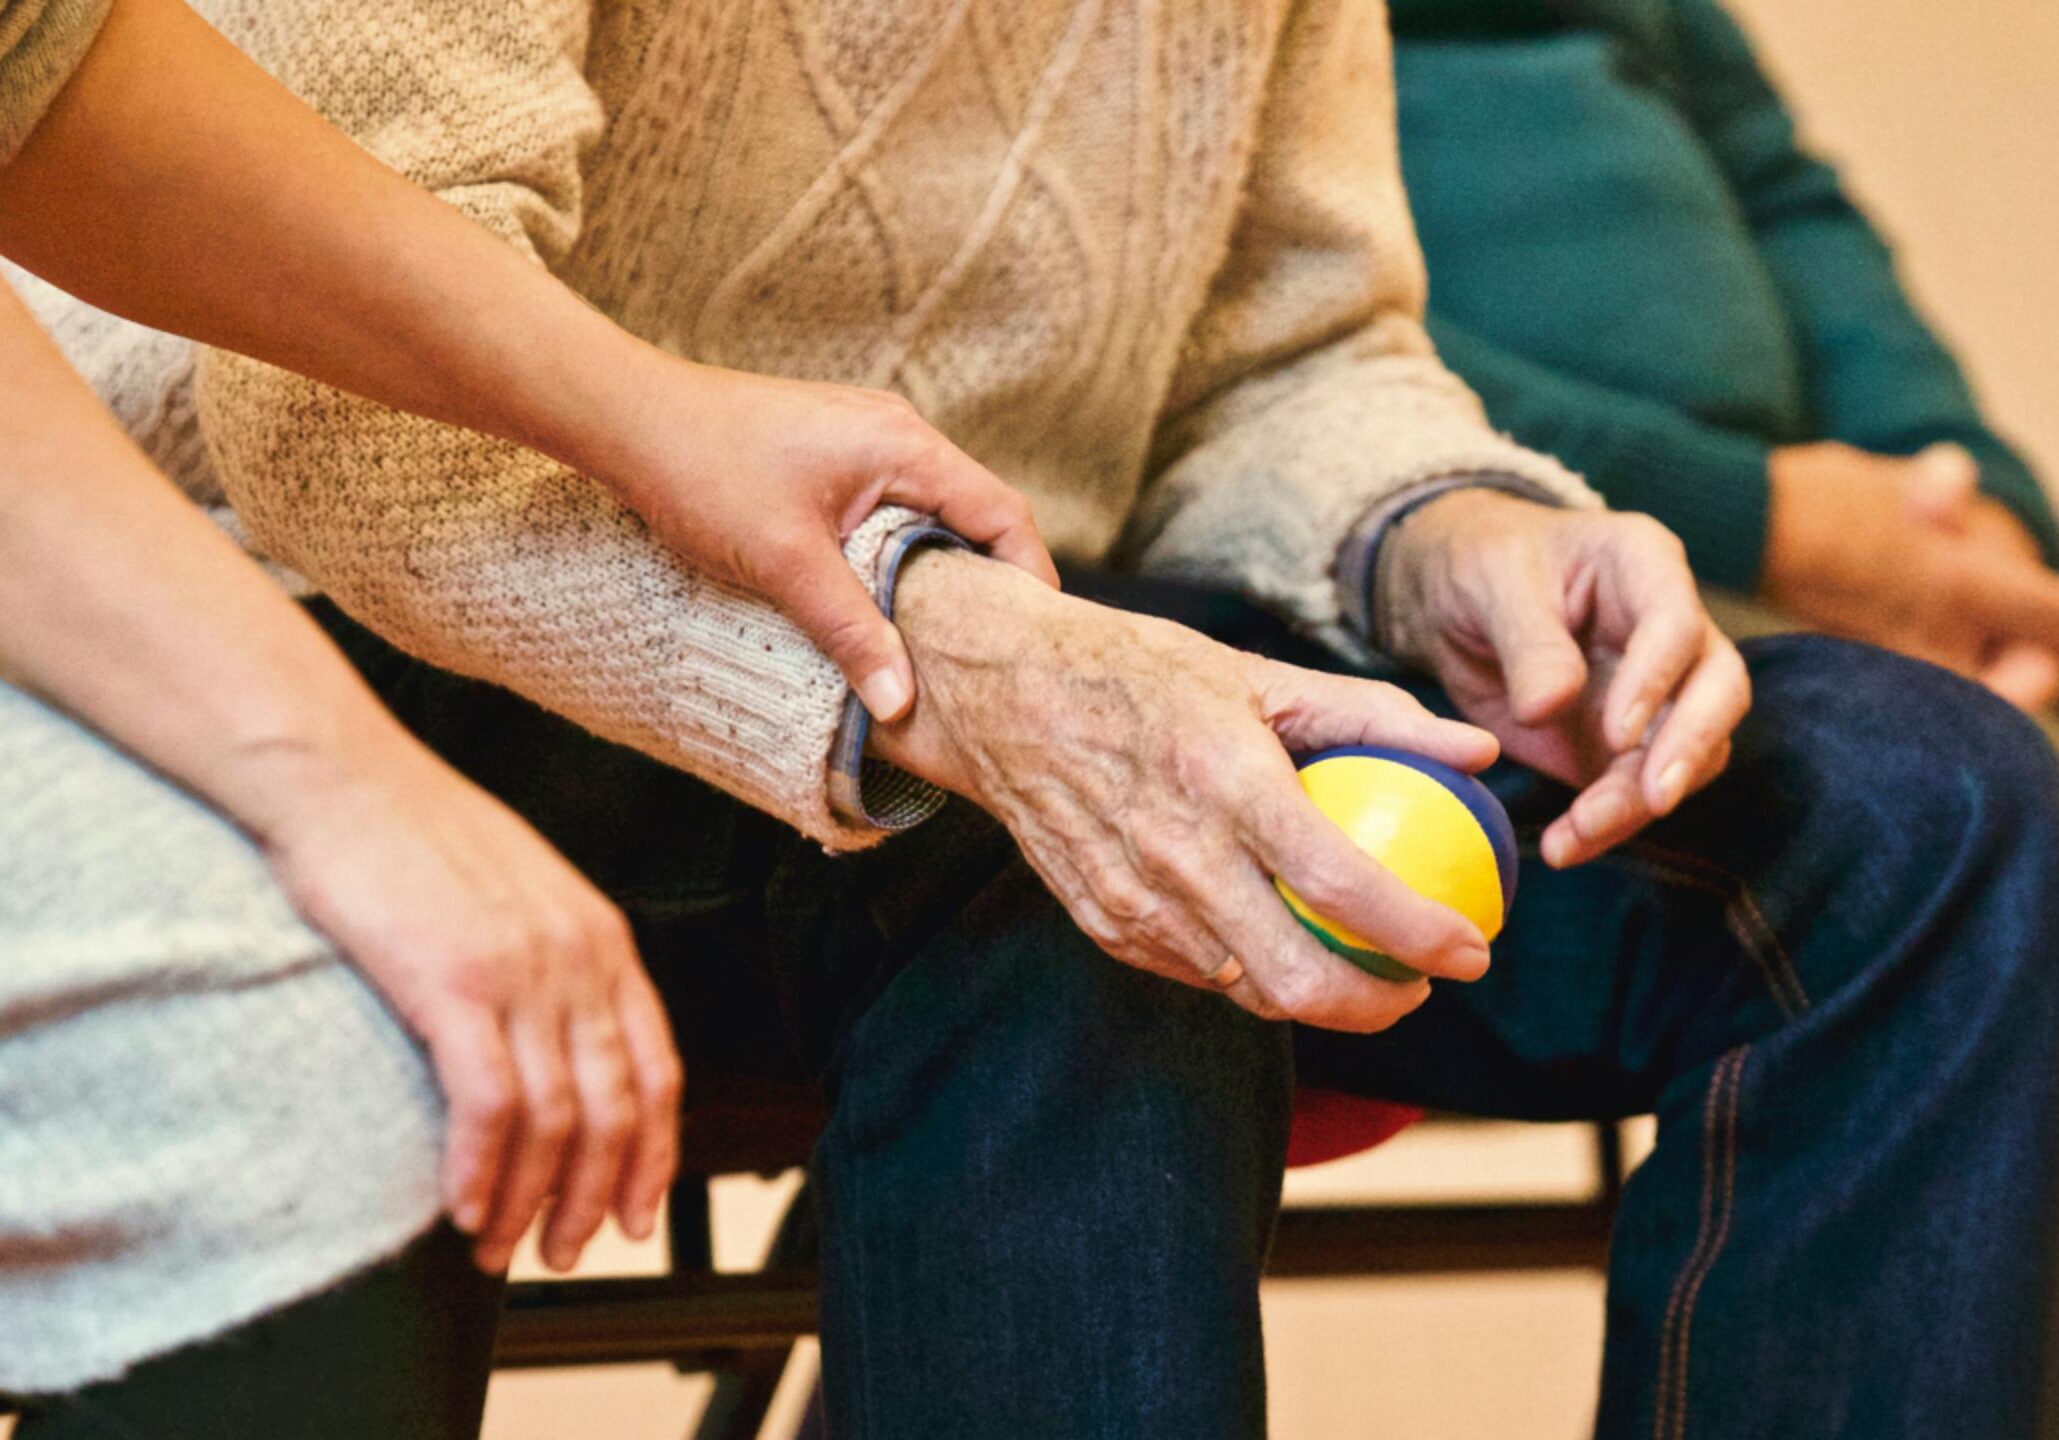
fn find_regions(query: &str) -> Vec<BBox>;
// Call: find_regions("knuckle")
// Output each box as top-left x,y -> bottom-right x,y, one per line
593,1094 -> 637,1143
1093,869 -> 1157,926
531,1095 -> 578,1144
645,1053 -> 686,1108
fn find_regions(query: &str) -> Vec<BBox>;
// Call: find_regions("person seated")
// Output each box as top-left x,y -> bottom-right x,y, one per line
0,0 -> 1046,1429
20,0 -> 2059,1436
1389,0 -> 2059,709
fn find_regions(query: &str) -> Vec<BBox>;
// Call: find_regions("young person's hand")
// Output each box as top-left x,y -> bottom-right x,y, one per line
868,549 -> 1500,1035
1376,491 -> 1752,870
239,736 -> 682,1277
578,363 -> 1059,724
1766,442 -> 2059,711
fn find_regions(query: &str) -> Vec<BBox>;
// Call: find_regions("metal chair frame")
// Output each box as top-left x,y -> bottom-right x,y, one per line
495,1117 -> 1628,1440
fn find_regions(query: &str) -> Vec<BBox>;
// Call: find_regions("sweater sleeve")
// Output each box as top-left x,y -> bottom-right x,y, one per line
1427,312 -> 1775,592
1122,0 -> 1598,651
189,0 -> 896,849
0,0 -> 110,164
1664,0 -> 2059,564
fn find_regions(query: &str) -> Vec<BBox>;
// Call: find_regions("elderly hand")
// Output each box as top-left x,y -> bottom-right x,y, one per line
247,737 -> 682,1276
588,363 -> 1058,723
1376,491 -> 1752,871
868,549 -> 1501,1034
1766,441 -> 2059,712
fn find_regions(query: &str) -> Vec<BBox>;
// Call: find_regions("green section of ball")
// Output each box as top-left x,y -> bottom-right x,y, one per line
1292,910 -> 1423,983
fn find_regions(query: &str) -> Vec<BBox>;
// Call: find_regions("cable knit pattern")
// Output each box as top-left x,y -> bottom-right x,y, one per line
23,0 -> 1595,854
0,680 -> 444,1395
0,0 -> 1610,1392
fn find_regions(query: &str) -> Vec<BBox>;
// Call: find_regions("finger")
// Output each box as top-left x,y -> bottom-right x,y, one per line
1480,558 -> 1588,725
1540,748 -> 1652,869
1981,642 -> 2059,714
1203,857 -> 1434,1033
426,1006 -> 520,1237
474,1009 -> 578,1273
884,443 -> 1061,589
611,968 -> 683,1242
1254,661 -> 1500,772
1953,553 -> 2059,651
1241,781 -> 1490,984
1904,443 -> 1980,531
1640,627 -> 1751,816
768,549 -> 919,722
539,1007 -> 638,1273
1601,584 -> 1707,754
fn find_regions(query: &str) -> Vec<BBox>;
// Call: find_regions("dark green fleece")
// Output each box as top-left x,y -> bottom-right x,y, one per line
1391,0 -> 2057,589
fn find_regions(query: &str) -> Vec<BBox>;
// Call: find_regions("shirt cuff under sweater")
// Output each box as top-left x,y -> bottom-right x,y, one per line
826,520 -> 968,831
1336,472 -> 1571,646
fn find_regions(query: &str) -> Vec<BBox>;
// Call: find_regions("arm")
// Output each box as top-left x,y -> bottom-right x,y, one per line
1664,0 -> 2059,562
1123,0 -> 1598,652
0,0 -> 1050,842
0,284 -> 680,1274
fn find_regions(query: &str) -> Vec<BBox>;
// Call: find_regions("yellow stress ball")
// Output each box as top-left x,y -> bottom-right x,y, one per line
1275,746 -> 1519,982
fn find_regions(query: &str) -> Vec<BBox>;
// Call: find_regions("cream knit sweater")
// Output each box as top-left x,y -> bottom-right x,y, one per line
24,0 -> 1594,850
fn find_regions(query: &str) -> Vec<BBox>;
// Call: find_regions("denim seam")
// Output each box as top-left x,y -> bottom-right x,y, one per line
1654,1044 -> 1748,1440
1613,844 -> 1811,1018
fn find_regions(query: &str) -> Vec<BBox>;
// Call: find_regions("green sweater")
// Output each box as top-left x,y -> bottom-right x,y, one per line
1391,0 -> 2058,589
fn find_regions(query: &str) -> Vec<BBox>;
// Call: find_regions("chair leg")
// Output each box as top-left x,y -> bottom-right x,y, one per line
688,1179 -> 820,1440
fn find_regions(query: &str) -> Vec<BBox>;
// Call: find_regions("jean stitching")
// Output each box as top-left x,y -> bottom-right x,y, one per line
1658,1046 -> 1748,1440
1653,1050 -> 1729,1440
1609,845 -> 1811,1018
1652,1046 -> 1744,1440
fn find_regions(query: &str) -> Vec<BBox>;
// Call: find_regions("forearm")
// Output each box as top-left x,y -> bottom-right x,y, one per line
0,0 -> 657,490
0,290 -> 423,842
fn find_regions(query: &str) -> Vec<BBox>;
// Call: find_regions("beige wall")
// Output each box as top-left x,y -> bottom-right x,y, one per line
1726,0 -> 2059,484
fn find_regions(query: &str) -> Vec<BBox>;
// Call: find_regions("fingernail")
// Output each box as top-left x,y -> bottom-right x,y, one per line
626,1208 -> 656,1242
1657,761 -> 1690,813
452,1199 -> 485,1235
857,666 -> 912,721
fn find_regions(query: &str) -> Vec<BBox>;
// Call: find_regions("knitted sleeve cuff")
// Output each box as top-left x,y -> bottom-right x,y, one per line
0,0 -> 112,165
826,520 -> 968,831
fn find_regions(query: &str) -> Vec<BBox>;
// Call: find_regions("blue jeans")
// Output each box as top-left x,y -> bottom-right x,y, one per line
315,593 -> 2059,1440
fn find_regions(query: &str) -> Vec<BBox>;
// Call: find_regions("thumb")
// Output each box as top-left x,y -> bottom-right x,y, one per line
1904,443 -> 1980,531
770,546 -> 918,721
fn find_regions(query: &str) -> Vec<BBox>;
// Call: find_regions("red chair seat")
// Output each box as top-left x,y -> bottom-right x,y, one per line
1286,1088 -> 1423,1168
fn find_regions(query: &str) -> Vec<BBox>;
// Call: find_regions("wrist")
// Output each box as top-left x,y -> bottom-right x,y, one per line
207,700 -> 438,851
865,546 -> 1062,793
1373,487 -> 1551,657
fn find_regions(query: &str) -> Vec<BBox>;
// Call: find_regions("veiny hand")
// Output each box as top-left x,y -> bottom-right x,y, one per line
248,737 -> 683,1275
869,549 -> 1502,1034
1376,491 -> 1751,871
1766,441 -> 2059,711
590,361 -> 1059,723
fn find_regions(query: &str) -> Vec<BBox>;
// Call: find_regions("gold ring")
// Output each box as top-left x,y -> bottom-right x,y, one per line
1203,954 -> 1245,989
